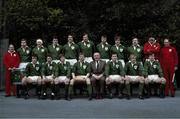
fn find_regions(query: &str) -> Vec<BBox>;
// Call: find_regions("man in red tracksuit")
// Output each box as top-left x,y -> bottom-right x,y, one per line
144,37 -> 161,60
3,44 -> 20,96
159,39 -> 178,97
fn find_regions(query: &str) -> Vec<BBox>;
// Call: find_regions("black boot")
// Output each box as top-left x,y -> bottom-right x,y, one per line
24,84 -> 30,99
67,85 -> 73,101
126,84 -> 131,100
118,84 -> 124,99
107,84 -> 113,99
55,85 -> 60,100
50,84 -> 55,100
160,84 -> 165,98
87,85 -> 92,100
144,84 -> 150,98
65,85 -> 70,100
36,85 -> 42,99
41,84 -> 47,99
138,83 -> 144,100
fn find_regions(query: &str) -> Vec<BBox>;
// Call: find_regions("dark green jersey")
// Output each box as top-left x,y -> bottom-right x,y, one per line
41,62 -> 56,76
110,44 -> 126,60
32,46 -> 48,63
25,62 -> 42,76
144,60 -> 163,77
127,45 -> 143,61
97,43 -> 111,59
72,61 -> 90,75
78,41 -> 95,57
105,60 -> 125,77
124,61 -> 144,76
55,61 -> 71,77
63,43 -> 79,59
17,47 -> 31,62
48,44 -> 63,60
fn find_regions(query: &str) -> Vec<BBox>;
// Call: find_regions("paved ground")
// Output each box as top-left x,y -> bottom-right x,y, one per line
0,91 -> 180,118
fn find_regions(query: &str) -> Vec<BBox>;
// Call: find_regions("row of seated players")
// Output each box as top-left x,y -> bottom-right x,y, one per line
20,52 -> 165,101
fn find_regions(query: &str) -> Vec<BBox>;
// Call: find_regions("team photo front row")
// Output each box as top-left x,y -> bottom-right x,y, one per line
7,52 -> 166,100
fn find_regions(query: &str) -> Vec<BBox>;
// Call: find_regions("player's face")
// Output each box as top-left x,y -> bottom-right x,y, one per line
101,36 -> 107,43
132,38 -> 138,46
83,34 -> 88,42
149,37 -> 155,44
53,38 -> 58,45
94,53 -> 100,61
47,56 -> 52,62
68,35 -> 73,43
111,54 -> 117,62
60,56 -> 65,62
37,41 -> 42,47
164,39 -> 170,47
32,57 -> 37,63
130,55 -> 136,63
21,41 -> 27,47
79,54 -> 85,61
115,39 -> 120,45
9,44 -> 14,52
149,54 -> 155,61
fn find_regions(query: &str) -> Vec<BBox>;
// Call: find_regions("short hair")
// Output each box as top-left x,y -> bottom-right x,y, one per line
79,52 -> 84,56
114,34 -> 121,41
83,32 -> 88,36
32,55 -> 38,59
53,35 -> 58,39
101,34 -> 107,38
111,52 -> 118,56
129,54 -> 136,58
46,54 -> 52,58
21,38 -> 27,42
149,53 -> 155,56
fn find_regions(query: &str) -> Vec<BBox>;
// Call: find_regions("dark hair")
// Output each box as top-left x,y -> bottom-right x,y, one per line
46,54 -> 52,58
32,54 -> 38,59
114,34 -> 121,41
21,38 -> 27,42
101,34 -> 107,38
111,52 -> 117,56
83,32 -> 88,36
79,52 -> 84,56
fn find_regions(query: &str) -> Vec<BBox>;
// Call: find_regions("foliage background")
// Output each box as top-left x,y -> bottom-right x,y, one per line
0,0 -> 179,47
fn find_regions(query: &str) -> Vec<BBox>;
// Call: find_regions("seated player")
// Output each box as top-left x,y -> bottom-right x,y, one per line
105,53 -> 125,99
22,55 -> 42,99
41,55 -> 56,99
124,54 -> 145,99
54,54 -> 71,100
144,53 -> 166,98
68,53 -> 93,100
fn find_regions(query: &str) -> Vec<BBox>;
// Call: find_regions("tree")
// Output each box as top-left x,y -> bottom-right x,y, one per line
4,0 -> 63,46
